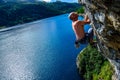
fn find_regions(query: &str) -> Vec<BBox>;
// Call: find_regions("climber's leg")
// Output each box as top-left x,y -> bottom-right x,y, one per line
88,27 -> 93,44
74,36 -> 87,48
88,28 -> 97,47
74,41 -> 80,48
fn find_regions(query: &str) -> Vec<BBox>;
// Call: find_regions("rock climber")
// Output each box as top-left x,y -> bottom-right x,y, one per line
68,12 -> 94,48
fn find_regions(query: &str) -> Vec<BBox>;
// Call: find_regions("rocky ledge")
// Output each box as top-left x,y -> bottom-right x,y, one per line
78,0 -> 120,80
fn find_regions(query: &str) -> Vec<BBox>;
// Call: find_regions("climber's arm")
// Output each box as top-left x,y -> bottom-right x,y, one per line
84,14 -> 91,24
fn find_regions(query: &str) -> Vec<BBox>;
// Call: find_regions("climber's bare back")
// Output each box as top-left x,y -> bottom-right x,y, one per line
72,20 -> 85,40
68,12 -> 91,41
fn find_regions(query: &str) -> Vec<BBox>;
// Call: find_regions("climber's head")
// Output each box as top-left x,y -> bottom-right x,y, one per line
68,12 -> 78,21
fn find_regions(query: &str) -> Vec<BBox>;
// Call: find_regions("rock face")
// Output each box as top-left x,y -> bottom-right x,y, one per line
78,0 -> 120,80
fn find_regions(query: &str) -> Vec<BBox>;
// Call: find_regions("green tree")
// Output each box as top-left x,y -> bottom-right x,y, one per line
77,7 -> 84,14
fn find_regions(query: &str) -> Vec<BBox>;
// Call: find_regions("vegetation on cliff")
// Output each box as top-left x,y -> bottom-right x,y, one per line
77,45 -> 114,80
76,6 -> 84,14
0,2 -> 80,28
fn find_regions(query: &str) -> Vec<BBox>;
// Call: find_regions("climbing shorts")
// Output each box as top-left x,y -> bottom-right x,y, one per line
75,28 -> 93,44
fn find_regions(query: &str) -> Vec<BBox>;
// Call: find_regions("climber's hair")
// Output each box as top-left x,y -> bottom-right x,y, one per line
68,12 -> 74,20
68,12 -> 78,20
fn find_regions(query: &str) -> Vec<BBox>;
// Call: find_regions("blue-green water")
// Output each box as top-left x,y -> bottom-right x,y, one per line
0,14 -> 90,80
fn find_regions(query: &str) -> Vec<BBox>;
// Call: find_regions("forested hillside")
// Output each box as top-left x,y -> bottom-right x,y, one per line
0,2 -> 80,28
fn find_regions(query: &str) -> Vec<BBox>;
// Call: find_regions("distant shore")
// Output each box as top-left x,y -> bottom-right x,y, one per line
0,14 -> 64,32
0,2 -> 80,30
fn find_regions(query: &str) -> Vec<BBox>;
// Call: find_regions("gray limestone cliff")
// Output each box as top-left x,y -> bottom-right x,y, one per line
78,0 -> 120,80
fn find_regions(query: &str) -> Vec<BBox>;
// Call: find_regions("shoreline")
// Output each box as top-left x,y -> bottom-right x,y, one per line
0,13 -> 68,33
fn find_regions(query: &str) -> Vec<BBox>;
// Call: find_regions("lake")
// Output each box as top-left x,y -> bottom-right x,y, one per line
0,14 -> 90,80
